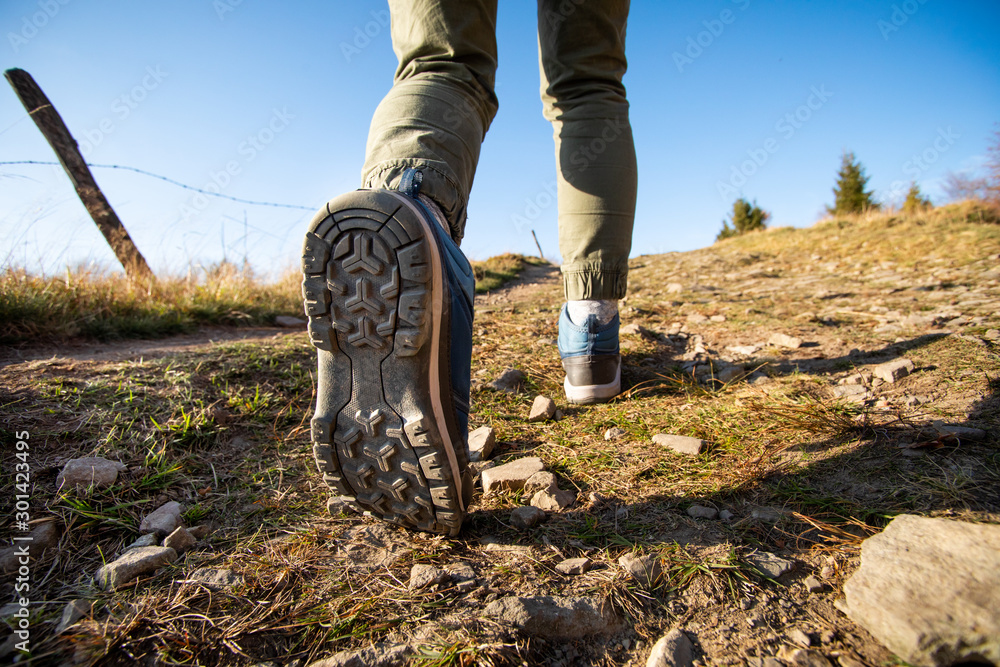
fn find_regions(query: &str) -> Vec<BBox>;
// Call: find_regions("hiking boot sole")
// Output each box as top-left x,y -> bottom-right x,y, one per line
301,189 -> 468,536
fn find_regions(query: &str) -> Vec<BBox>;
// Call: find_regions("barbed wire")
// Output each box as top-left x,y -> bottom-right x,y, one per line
0,159 -> 315,211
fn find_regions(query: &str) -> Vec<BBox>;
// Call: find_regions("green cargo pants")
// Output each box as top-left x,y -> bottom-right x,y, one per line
362,0 -> 636,301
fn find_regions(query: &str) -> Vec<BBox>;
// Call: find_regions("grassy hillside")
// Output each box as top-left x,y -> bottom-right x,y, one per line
0,203 -> 997,665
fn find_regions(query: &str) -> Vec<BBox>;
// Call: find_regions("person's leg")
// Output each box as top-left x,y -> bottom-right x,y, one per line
302,1 -> 497,535
537,0 -> 637,403
362,0 -> 500,244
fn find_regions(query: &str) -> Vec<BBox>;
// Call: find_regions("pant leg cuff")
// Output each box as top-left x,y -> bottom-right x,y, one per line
561,265 -> 628,301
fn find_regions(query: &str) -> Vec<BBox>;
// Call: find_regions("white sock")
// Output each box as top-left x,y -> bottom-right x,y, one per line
566,299 -> 618,326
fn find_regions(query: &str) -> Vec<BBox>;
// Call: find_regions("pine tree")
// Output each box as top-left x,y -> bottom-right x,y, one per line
902,182 -> 932,213
717,198 -> 770,241
828,151 -> 879,215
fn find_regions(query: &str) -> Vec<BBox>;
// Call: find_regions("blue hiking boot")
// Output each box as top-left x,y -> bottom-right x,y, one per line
558,305 -> 621,404
301,169 -> 475,536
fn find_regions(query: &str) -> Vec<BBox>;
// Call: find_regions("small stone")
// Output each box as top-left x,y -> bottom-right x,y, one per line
769,333 -> 803,349
125,533 -> 159,550
835,656 -> 866,667
716,365 -> 745,383
163,526 -> 197,554
481,457 -> 545,495
619,553 -> 663,589
652,433 -> 705,456
55,599 -> 91,634
468,426 -> 496,462
985,328 -> 1000,340
327,496 -> 358,516
686,313 -> 708,324
139,501 -> 183,536
307,643 -> 413,667
686,504 -> 718,520
719,509 -> 735,522
446,562 -> 476,582
804,575 -> 824,593
842,372 -> 871,385
556,557 -> 592,575
604,427 -> 626,441
94,546 -> 178,590
621,322 -> 648,336
645,628 -> 694,667
0,521 -> 61,573
667,283 -> 684,293
483,595 -> 620,639
409,564 -> 449,590
726,344 -> 760,356
710,314 -> 727,323
832,385 -> 867,402
746,551 -> 795,578
274,315 -> 307,327
489,368 -> 527,393
873,358 -> 914,383
789,628 -> 812,646
523,471 -> 559,496
185,567 -> 242,590
56,457 -> 127,491
530,487 -> 576,511
528,395 -> 557,422
930,420 -> 987,442
511,505 -> 547,530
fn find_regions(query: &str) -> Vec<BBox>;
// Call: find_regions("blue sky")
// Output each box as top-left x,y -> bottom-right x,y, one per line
2,0 -> 998,276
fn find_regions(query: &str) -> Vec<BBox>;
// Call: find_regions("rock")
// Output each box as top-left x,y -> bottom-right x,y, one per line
726,344 -> 760,356
619,553 -> 663,589
530,487 -> 576,511
510,506 -> 547,530
776,647 -> 834,667
489,368 -> 527,393
804,575 -> 824,593
468,426 -> 496,462
556,558 -> 592,575
646,628 -> 694,667
56,457 -> 127,490
709,314 -> 727,323
839,514 -> 1000,666
523,471 -> 559,496
327,496 -> 359,516
686,504 -> 718,520
621,322 -> 648,336
275,315 -> 307,327
0,521 -> 60,573
185,567 -> 242,590
139,501 -> 183,536
716,365 -> 745,383
604,427 -> 626,441
686,313 -> 708,324
163,526 -> 197,554
409,564 -> 448,590
307,643 -> 412,667
481,457 -> 545,495
985,328 -> 1000,340
125,533 -> 159,550
446,562 -> 476,583
528,395 -> 557,422
788,628 -> 812,646
835,656 -> 866,667
94,546 -> 178,590
746,551 -> 794,578
769,333 -> 803,349
667,283 -> 684,293
841,372 -> 871,385
719,509 -> 735,522
483,595 -> 620,639
873,358 -> 914,383
652,433 -> 705,456
55,599 -> 91,634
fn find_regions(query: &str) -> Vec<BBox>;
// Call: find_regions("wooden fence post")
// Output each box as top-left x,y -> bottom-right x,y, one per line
4,68 -> 154,280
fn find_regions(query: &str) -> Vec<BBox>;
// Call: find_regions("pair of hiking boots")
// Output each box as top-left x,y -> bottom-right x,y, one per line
300,171 -> 619,535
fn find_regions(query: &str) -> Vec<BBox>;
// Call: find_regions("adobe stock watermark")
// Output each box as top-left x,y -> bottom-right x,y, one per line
717,84 -> 833,201
673,0 -> 751,73
8,0 -> 71,53
878,0 -> 930,40
79,66 -> 168,157
340,9 -> 390,62
11,430 -> 33,655
878,126 -> 959,203
178,108 -> 294,221
213,0 -> 243,21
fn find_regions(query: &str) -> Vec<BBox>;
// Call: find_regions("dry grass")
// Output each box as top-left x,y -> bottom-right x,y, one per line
1,204 -> 999,665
